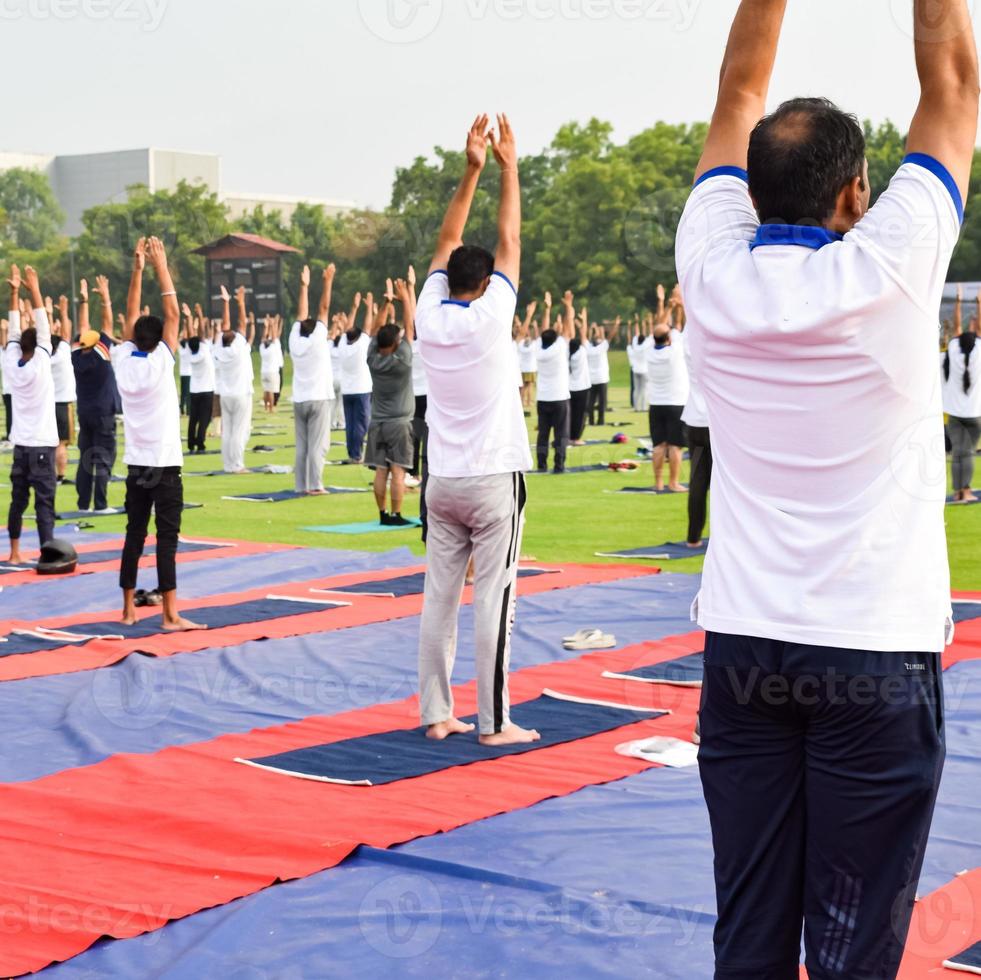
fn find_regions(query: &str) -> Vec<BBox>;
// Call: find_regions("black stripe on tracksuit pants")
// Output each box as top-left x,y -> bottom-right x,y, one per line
493,472 -> 527,732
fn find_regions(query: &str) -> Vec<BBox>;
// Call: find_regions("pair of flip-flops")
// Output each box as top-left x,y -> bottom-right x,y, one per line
134,589 -> 162,607
562,628 -> 616,651
607,460 -> 639,472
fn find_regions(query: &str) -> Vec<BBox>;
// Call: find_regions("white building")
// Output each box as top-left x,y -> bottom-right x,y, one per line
0,147 -> 355,236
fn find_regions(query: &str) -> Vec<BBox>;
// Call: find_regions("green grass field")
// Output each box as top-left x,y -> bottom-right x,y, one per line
3,351 -> 980,589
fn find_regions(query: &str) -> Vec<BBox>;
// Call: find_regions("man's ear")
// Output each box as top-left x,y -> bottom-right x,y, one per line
844,175 -> 865,219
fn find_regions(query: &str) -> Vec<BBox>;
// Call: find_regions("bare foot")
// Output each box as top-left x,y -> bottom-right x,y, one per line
963,490 -> 978,503
426,718 -> 476,740
161,616 -> 208,632
479,724 -> 541,747
120,615 -> 138,626
655,482 -> 665,493
668,483 -> 688,493
686,540 -> 702,549
307,488 -> 327,496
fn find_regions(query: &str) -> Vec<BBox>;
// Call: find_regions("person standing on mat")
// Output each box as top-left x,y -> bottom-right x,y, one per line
645,291 -> 689,493
568,304 -> 592,446
186,312 -> 216,454
416,113 -> 538,747
678,288 -> 710,547
72,276 -> 120,514
339,291 -> 373,464
3,265 -> 57,564
214,286 -> 254,474
366,278 -> 415,526
943,287 -> 981,502
51,296 -> 76,485
586,317 -> 618,427
112,237 -> 203,632
677,2 -> 976,977
259,316 -> 284,414
290,263 -> 336,495
533,290 -> 574,473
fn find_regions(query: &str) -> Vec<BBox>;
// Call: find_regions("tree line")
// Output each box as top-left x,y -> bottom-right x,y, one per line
2,117 -> 979,332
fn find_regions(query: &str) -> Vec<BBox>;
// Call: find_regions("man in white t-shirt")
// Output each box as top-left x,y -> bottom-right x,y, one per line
645,319 -> 689,492
3,265 -> 57,562
186,316 -> 216,454
677,3 -> 978,977
259,316 -> 284,414
289,264 -> 336,494
586,318 -> 618,426
111,237 -> 203,632
417,113 -> 538,747
213,286 -> 255,474
533,290 -> 574,472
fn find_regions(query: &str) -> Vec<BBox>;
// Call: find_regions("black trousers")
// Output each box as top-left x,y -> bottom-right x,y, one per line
411,395 -> 428,478
179,375 -> 191,416
120,466 -> 183,592
77,414 -> 117,511
699,632 -> 944,980
536,399 -> 570,472
7,445 -> 56,544
687,425 -> 712,544
587,382 -> 608,426
569,389 -> 590,441
187,391 -> 214,452
3,393 -> 11,440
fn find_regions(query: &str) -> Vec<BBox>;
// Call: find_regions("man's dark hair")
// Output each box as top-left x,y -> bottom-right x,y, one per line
133,314 -> 164,352
221,330 -> 236,348
19,327 -> 37,356
569,337 -> 582,357
377,323 -> 399,350
447,244 -> 494,295
346,326 -> 362,344
300,317 -> 317,338
944,332 -> 979,394
540,328 -> 558,350
748,97 -> 866,226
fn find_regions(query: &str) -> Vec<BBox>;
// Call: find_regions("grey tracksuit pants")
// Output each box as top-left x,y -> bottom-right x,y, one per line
949,415 -> 981,491
294,399 -> 331,493
418,471 -> 527,735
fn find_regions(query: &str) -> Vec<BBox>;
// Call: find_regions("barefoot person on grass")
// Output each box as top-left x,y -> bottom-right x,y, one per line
111,237 -> 204,631
416,114 -> 539,747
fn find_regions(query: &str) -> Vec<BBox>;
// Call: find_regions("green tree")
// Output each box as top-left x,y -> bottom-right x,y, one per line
0,168 -> 65,252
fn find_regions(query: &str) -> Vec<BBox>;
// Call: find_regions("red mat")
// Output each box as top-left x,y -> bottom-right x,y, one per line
0,562 -> 657,683
0,536 -> 291,587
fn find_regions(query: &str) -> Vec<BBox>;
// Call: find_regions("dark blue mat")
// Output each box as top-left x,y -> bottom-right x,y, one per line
0,540 -> 221,577
604,651 -> 705,687
0,597 -> 341,659
54,503 -> 203,521
224,489 -> 365,502
242,693 -> 666,786
597,540 -> 708,560
945,939 -> 981,972
529,464 -> 609,476
947,491 -> 981,506
953,601 -> 981,624
322,567 -> 555,598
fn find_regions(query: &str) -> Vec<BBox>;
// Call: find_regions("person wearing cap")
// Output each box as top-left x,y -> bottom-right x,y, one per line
3,264 -> 57,564
72,276 -> 121,514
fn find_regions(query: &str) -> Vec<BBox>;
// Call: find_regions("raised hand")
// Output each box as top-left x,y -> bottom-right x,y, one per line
526,300 -> 537,317
324,262 -> 336,282
562,290 -> 574,307
488,113 -> 517,170
543,291 -> 552,309
407,264 -> 416,287
300,265 -> 311,288
235,285 -> 246,302
7,264 -> 20,293
133,237 -> 147,272
146,236 -> 167,271
656,283 -> 665,303
465,113 -> 490,171
181,302 -> 192,318
352,291 -> 362,309
384,278 -> 395,302
393,278 -> 408,303
220,284 -> 230,303
79,278 -> 89,303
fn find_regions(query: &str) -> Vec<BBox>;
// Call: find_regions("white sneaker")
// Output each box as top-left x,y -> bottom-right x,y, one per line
405,475 -> 421,488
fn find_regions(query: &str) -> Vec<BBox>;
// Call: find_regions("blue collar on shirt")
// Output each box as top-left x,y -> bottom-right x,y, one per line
131,351 -> 149,358
751,224 -> 843,251
441,299 -> 471,308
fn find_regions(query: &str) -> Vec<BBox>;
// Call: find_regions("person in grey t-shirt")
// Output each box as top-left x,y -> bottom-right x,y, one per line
366,285 -> 415,525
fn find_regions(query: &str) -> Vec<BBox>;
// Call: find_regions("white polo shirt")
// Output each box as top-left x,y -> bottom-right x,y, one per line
289,321 -> 333,403
213,332 -> 254,399
178,342 -> 192,378
3,309 -> 58,447
259,339 -> 284,380
110,340 -> 183,468
518,339 -> 537,374
645,332 -> 689,406
339,331 -> 373,396
681,335 -> 709,429
631,335 -> 648,375
569,344 -> 592,393
188,339 -> 216,394
941,340 -> 981,418
51,340 -> 76,403
676,157 -> 961,653
416,270 -> 532,478
535,336 -> 571,402
587,339 -> 610,385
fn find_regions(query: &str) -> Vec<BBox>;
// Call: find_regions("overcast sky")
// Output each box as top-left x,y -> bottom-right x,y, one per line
5,0 -> 981,208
